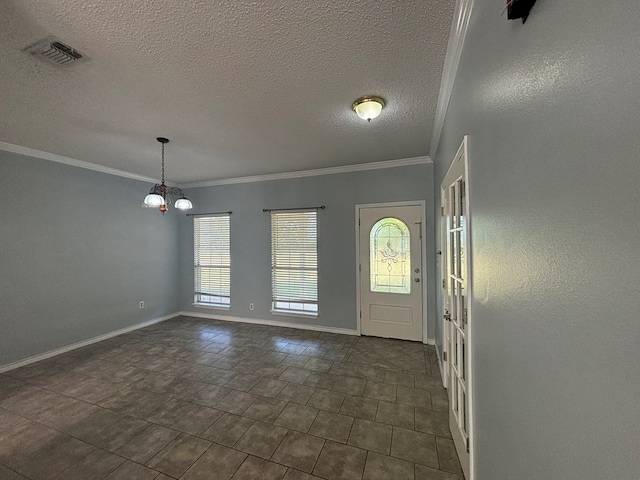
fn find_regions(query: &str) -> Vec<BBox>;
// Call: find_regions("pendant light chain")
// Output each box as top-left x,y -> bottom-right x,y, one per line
161,141 -> 165,185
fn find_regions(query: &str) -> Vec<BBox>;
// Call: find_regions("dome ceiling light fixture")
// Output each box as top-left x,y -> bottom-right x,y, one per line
142,137 -> 193,214
352,95 -> 385,122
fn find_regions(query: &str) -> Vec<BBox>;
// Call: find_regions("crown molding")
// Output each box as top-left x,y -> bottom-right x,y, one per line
429,0 -> 474,161
0,141 -> 431,188
0,141 -> 159,184
181,156 -> 432,189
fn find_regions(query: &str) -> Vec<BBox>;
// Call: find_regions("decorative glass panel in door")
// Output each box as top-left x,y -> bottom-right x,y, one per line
369,217 -> 411,294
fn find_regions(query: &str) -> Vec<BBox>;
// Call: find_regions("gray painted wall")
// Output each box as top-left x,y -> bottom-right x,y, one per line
0,151 -> 180,366
433,1 -> 640,478
179,164 -> 436,336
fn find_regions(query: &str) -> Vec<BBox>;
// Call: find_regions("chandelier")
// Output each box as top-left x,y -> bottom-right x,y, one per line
142,137 -> 193,214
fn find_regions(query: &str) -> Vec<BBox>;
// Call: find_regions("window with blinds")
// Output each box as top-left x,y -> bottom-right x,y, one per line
271,211 -> 318,315
194,215 -> 230,307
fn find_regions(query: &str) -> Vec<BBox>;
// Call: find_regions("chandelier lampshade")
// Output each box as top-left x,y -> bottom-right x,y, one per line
142,193 -> 165,208
174,197 -> 193,210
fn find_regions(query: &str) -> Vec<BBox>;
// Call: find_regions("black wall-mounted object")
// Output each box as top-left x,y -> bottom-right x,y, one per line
507,0 -> 537,24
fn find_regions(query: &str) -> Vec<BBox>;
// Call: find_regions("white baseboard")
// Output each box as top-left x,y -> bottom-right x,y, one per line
0,312 -> 180,373
180,311 -> 359,336
424,338 -> 436,346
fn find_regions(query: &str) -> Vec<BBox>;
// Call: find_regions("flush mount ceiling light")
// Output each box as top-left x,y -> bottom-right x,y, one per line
142,137 -> 193,214
352,95 -> 385,122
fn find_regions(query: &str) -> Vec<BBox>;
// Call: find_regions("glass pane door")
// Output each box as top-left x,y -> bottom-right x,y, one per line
447,177 -> 469,451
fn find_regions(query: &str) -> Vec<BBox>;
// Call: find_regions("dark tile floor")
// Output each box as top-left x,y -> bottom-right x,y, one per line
0,316 -> 464,479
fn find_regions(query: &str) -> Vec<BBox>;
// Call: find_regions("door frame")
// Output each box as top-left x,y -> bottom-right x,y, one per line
355,200 -> 429,342
439,189 -> 450,389
440,135 -> 474,479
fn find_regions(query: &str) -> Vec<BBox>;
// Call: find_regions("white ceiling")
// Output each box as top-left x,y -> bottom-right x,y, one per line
0,1 -> 454,184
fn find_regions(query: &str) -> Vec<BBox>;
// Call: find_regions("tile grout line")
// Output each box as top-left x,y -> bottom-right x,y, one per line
2,318 -> 456,479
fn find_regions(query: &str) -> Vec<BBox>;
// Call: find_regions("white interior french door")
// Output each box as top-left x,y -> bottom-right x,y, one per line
442,138 -> 471,478
358,204 -> 424,341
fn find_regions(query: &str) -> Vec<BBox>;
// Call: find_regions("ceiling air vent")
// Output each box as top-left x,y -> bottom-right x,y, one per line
24,37 -> 88,67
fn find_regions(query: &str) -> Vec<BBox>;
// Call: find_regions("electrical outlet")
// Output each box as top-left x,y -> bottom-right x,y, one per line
249,303 -> 254,311
139,301 -> 144,309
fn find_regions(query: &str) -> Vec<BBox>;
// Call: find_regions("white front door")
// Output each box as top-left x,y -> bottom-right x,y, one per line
359,204 -> 423,341
442,139 -> 471,478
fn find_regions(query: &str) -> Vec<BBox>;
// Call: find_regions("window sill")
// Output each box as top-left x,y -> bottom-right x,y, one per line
192,303 -> 230,310
270,309 -> 318,319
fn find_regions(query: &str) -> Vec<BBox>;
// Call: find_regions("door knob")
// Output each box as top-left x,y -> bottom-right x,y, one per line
414,278 -> 420,282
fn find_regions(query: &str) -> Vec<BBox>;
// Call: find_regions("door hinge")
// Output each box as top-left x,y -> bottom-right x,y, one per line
466,437 -> 470,453
443,351 -> 447,362
359,310 -> 362,318
462,181 -> 466,197
442,279 -> 446,288
359,264 -> 361,272
441,206 -> 445,216
358,218 -> 361,226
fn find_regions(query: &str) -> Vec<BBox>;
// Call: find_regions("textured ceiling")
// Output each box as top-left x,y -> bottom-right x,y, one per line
0,1 -> 454,183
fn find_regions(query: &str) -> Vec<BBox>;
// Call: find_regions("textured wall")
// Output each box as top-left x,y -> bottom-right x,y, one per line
179,164 -> 436,336
0,151 -> 180,366
433,0 -> 640,478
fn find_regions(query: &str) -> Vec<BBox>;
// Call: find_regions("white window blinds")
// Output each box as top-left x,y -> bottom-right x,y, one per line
194,215 -> 230,307
271,211 -> 318,315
